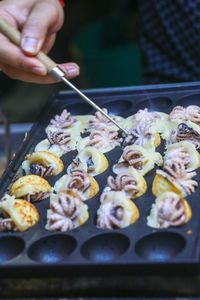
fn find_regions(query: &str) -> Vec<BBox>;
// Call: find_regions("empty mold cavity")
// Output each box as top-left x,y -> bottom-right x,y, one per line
28,234 -> 76,263
135,232 -> 185,261
176,94 -> 200,107
100,100 -> 132,115
62,103 -> 92,115
0,236 -> 25,263
136,97 -> 172,112
81,233 -> 129,262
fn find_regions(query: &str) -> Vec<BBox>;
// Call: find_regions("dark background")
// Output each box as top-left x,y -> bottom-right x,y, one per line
0,0 -> 141,123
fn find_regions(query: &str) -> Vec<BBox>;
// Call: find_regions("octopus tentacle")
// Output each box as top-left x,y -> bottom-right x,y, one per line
169,123 -> 200,149
0,217 -> 18,232
49,109 -> 76,129
124,123 -> 153,147
87,127 -> 121,149
157,194 -> 186,228
25,192 -> 50,202
47,129 -> 72,151
100,191 -> 110,203
163,163 -> 198,195
107,172 -> 139,195
169,106 -> 186,121
89,108 -> 117,129
97,201 -> 124,229
30,164 -> 55,178
48,192 -> 81,231
169,105 -> 200,124
164,147 -> 190,170
68,169 -> 91,193
122,148 -> 143,169
132,108 -> 160,124
186,105 -> 200,123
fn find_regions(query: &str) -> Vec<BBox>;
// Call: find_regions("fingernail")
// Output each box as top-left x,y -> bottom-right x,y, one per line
32,65 -> 47,75
21,37 -> 40,53
67,67 -> 80,77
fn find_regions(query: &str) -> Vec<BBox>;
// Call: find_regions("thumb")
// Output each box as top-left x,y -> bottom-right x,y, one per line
21,0 -> 64,55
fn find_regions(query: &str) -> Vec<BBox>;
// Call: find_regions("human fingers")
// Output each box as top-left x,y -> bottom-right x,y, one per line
21,0 -> 64,55
0,37 -> 47,75
0,1 -> 62,75
41,33 -> 56,54
0,0 -> 66,81
0,62 -> 80,84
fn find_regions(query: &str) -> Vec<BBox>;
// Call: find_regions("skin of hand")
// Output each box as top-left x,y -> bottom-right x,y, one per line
0,0 -> 80,83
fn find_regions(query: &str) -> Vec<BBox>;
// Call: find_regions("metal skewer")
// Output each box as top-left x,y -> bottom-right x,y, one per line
51,66 -> 128,134
0,16 -> 128,135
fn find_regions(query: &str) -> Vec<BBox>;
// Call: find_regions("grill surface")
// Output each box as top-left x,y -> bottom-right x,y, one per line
1,82 -> 200,278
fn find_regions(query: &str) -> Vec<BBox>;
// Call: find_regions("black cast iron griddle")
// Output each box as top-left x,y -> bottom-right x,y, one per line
1,82 -> 200,278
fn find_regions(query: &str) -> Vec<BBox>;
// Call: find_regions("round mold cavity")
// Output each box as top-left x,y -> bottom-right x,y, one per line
0,236 -> 25,263
98,100 -> 132,115
28,234 -> 76,263
176,94 -> 200,107
135,232 -> 185,261
81,233 -> 130,262
62,103 -> 92,115
136,97 -> 172,112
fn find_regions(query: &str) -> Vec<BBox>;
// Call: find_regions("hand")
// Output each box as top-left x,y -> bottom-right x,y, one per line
0,0 -> 80,83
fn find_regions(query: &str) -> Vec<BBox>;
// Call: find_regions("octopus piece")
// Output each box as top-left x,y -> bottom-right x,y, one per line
186,105 -> 200,123
124,123 -> 152,147
132,108 -> 160,124
25,192 -> 50,202
169,123 -> 200,149
29,163 -> 55,178
169,105 -> 200,123
116,148 -> 144,170
48,192 -> 80,231
22,151 -> 64,177
164,147 -> 190,170
163,163 -> 198,195
67,169 -> 91,193
71,157 -> 81,170
157,194 -> 186,228
88,108 -> 117,129
49,109 -> 76,129
47,129 -> 72,151
0,217 -> 18,232
107,172 -> 139,195
87,127 -> 121,149
169,106 -> 186,121
100,191 -> 110,203
97,201 -> 124,230
10,175 -> 51,205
